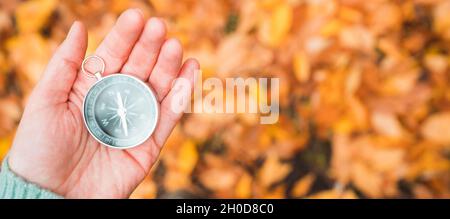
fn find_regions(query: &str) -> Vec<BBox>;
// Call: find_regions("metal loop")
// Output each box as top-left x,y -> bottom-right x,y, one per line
81,55 -> 105,78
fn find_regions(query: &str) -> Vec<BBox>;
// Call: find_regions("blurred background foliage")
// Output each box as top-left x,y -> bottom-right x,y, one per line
0,0 -> 449,198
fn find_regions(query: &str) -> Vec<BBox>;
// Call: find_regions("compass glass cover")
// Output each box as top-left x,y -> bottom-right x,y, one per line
83,74 -> 158,148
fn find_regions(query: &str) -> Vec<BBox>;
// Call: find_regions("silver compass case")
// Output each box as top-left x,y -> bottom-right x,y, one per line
83,74 -> 159,149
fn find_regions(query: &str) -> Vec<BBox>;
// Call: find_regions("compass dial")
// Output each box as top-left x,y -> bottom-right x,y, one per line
83,74 -> 159,148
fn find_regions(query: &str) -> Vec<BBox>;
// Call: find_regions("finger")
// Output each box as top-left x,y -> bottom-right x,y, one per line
36,21 -> 87,104
94,8 -> 145,75
153,58 -> 199,147
148,38 -> 183,101
121,17 -> 166,81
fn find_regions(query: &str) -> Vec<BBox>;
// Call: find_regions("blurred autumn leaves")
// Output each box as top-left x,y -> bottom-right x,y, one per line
0,0 -> 449,198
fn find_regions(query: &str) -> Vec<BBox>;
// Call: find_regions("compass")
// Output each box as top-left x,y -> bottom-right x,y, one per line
81,55 -> 159,149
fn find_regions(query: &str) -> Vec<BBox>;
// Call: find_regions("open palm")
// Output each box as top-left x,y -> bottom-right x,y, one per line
7,9 -> 198,198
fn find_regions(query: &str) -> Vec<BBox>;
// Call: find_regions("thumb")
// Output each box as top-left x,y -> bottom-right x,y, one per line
35,21 -> 88,104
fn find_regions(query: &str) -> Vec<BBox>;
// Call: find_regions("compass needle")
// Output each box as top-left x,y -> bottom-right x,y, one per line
116,92 -> 124,109
121,115 -> 128,136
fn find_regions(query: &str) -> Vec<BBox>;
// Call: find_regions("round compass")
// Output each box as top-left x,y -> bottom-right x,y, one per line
82,56 -> 159,149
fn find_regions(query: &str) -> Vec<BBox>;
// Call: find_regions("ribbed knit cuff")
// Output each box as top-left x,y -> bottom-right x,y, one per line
0,157 -> 63,199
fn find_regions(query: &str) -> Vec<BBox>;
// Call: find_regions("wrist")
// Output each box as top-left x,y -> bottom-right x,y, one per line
0,156 -> 63,199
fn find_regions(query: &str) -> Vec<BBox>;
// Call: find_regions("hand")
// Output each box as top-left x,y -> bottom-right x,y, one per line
7,9 -> 199,198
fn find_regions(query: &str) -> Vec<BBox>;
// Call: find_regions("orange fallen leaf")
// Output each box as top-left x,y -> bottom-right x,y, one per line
421,112 -> 450,145
293,51 -> 310,83
164,170 -> 192,193
235,172 -> 253,198
130,178 -> 157,199
424,53 -> 448,74
0,132 -> 14,161
177,140 -> 198,175
371,111 -> 407,139
433,0 -> 450,40
351,161 -> 383,198
291,173 -> 316,198
258,152 -> 291,187
199,166 -> 239,192
257,1 -> 293,47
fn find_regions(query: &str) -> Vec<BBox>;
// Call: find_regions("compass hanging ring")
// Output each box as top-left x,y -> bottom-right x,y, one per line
81,55 -> 105,80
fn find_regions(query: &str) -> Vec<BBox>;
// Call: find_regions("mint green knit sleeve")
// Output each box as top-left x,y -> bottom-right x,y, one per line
0,157 -> 63,199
